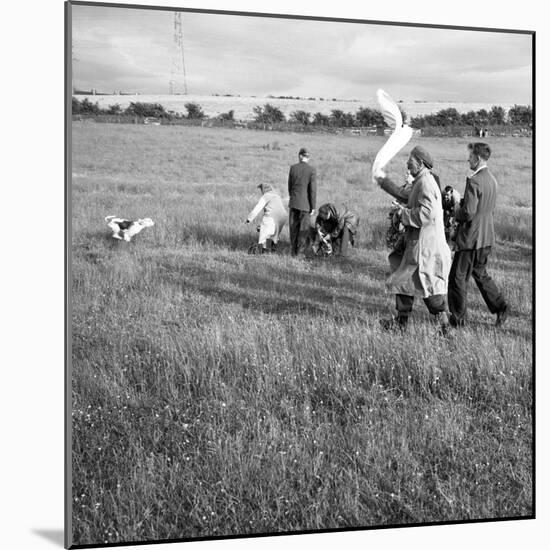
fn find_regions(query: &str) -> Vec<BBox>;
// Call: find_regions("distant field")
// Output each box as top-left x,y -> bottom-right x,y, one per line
74,93 -> 523,121
70,122 -> 533,546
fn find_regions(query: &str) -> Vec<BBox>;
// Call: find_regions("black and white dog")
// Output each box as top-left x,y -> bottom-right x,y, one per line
105,215 -> 154,241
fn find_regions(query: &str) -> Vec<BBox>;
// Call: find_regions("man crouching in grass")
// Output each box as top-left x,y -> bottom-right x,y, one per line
312,203 -> 359,257
375,146 -> 451,334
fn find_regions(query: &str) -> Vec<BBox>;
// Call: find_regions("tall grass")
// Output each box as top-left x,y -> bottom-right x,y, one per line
71,123 -> 532,546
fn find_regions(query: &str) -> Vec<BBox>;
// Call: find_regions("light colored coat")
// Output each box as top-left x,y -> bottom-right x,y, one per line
247,190 -> 287,244
380,167 -> 451,298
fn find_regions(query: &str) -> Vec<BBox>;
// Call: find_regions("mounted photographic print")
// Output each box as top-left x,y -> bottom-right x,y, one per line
65,1 -> 534,547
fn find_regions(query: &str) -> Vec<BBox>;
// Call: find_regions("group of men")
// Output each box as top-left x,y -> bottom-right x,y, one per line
247,147 -> 358,257
246,142 -> 508,332
375,142 -> 508,333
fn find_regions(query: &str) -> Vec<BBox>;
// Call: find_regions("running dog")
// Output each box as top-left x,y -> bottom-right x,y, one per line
105,215 -> 154,241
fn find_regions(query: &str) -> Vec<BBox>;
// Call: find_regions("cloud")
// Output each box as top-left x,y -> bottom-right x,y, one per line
71,5 -> 532,103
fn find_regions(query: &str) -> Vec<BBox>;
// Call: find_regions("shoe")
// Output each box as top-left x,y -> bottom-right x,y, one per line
434,312 -> 450,337
449,314 -> 465,328
495,304 -> 508,327
379,317 -> 408,332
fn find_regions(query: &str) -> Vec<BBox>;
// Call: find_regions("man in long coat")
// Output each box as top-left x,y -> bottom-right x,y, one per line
448,142 -> 508,327
375,145 -> 451,331
288,147 -> 317,256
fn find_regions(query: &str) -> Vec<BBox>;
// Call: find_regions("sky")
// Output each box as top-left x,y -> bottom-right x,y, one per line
70,3 -> 533,104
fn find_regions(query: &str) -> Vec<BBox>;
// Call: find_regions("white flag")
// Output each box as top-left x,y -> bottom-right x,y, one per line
372,89 -> 413,183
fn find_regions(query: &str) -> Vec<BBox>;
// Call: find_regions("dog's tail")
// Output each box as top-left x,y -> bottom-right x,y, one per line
105,215 -> 118,223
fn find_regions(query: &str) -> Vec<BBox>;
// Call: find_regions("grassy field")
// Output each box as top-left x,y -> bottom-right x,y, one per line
70,122 -> 533,546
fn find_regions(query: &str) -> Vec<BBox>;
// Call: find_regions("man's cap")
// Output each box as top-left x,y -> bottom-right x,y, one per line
299,147 -> 310,157
257,183 -> 273,192
410,145 -> 434,169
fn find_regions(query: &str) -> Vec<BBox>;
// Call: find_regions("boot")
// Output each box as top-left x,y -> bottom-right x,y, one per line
433,311 -> 450,337
380,315 -> 408,332
495,304 -> 508,327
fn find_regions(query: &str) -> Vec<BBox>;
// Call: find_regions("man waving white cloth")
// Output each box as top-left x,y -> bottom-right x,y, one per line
374,145 -> 452,334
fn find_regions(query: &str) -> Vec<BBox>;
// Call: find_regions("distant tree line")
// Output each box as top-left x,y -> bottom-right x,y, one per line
409,105 -> 532,128
72,98 -> 206,120
72,97 -> 532,129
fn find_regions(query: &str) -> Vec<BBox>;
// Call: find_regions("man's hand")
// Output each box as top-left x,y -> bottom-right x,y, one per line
310,209 -> 315,216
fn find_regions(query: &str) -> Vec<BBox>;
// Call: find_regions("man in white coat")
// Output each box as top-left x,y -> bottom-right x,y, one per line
375,146 -> 451,332
246,183 -> 287,253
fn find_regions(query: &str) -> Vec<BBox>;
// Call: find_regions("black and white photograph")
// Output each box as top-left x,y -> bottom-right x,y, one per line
64,0 -> 537,547
7,1 -> 549,550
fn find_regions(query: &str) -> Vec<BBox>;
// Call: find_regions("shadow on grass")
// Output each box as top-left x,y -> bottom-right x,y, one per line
185,222 -> 264,252
73,229 -> 156,265
159,251 -> 388,320
186,223 -> 388,276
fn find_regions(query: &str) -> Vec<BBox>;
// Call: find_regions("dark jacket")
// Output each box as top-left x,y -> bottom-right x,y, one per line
455,166 -> 498,250
288,161 -> 317,212
315,203 -> 359,240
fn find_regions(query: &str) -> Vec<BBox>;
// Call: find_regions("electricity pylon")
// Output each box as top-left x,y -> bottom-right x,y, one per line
169,12 -> 188,95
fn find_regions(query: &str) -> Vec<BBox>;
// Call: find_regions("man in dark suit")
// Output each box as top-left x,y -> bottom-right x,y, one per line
448,142 -> 508,327
288,147 -> 317,256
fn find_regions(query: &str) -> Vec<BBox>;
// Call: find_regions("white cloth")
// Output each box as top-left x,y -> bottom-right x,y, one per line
372,89 -> 413,183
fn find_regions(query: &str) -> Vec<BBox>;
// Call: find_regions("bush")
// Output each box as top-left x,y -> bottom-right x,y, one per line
488,106 -> 506,125
312,112 -> 330,126
73,97 -> 100,115
252,104 -> 285,124
289,110 -> 311,125
185,102 -> 206,120
124,102 -> 169,118
508,105 -> 532,126
105,104 -> 122,115
218,110 -> 235,122
356,107 -> 384,127
330,110 -> 355,127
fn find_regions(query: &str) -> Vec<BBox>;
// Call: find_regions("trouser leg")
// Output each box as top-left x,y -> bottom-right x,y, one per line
424,294 -> 450,330
396,294 -> 414,325
336,227 -> 351,257
472,247 -> 507,314
423,294 -> 448,315
296,210 -> 311,255
289,209 -> 301,255
448,249 -> 474,324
